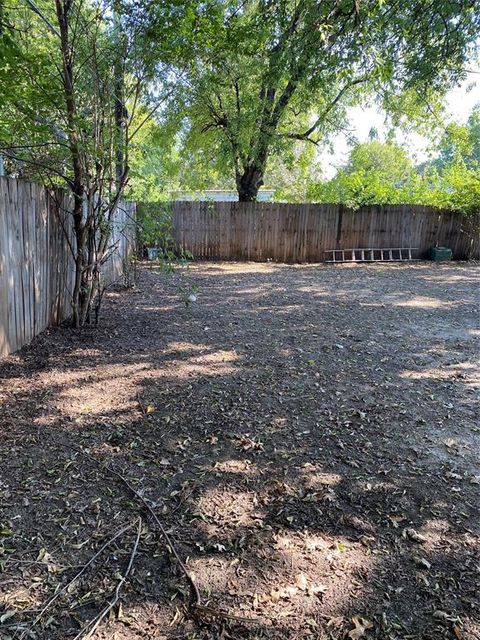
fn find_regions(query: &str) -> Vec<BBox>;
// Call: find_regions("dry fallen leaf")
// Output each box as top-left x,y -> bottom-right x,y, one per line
295,573 -> 308,591
433,610 -> 449,622
236,435 -> 264,451
444,438 -> 459,450
388,515 -> 405,528
453,624 -> 463,639
445,471 -> 462,480
146,404 -> 156,414
307,583 -> 326,597
327,616 -> 344,628
348,615 -> 373,639
404,528 -> 427,543
414,557 -> 431,570
270,585 -> 298,602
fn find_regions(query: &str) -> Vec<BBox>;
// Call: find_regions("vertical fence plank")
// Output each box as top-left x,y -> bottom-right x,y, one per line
2,183 -> 477,359
0,178 -> 10,356
170,201 -> 478,264
0,178 -> 135,358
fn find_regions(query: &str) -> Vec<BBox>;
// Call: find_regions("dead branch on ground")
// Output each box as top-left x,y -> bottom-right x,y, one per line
73,517 -> 142,640
80,449 -> 259,625
17,521 -> 137,640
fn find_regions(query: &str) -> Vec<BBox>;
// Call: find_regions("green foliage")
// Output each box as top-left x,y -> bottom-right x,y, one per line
140,0 -> 480,200
307,121 -> 480,216
127,120 -> 181,202
308,140 -> 415,207
0,0 -> 160,325
422,162 -> 480,215
268,142 -> 321,202
136,201 -> 192,264
347,141 -> 413,183
0,1 -> 159,188
435,104 -> 480,170
0,3 -> 66,177
137,201 -> 175,249
178,282 -> 199,307
137,199 -> 195,304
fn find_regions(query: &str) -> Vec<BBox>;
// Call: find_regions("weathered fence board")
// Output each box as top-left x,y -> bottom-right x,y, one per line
0,177 -> 136,357
172,201 -> 479,262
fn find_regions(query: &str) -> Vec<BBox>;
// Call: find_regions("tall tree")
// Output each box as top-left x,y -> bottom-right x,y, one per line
307,139 -> 415,206
144,0 -> 479,201
307,123 -> 480,216
346,140 -> 413,182
0,1 -> 157,326
436,104 -> 480,169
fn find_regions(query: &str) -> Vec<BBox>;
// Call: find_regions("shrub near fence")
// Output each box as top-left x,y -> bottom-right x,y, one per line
172,201 -> 479,263
0,177 -> 135,357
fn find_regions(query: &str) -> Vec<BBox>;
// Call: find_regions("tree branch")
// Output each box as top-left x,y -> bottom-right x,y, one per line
19,521 -> 137,640
280,75 -> 369,143
73,518 -> 142,640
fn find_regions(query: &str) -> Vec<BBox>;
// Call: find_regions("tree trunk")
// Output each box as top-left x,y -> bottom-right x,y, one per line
236,164 -> 265,202
56,0 -> 89,328
56,1 -> 125,328
71,226 -> 102,327
113,0 -> 125,187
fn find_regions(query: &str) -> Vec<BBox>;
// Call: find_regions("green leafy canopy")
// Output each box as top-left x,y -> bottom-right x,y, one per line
307,108 -> 480,215
140,0 -> 479,200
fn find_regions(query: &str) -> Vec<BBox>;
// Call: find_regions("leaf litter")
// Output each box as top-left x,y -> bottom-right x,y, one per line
0,261 -> 479,639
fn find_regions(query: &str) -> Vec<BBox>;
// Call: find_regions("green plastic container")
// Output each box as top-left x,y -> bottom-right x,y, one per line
431,246 -> 452,261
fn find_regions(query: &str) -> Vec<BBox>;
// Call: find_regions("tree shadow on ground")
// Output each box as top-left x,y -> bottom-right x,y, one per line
0,261 -> 478,640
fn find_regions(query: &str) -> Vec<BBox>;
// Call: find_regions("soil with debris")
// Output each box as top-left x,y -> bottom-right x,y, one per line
0,261 -> 479,640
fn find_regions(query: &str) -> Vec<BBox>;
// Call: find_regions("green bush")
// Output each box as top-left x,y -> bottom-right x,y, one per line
136,202 -> 191,262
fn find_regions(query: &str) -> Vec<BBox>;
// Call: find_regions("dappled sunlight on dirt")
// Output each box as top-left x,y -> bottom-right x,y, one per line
420,272 -> 479,285
25,346 -> 242,426
0,261 -> 479,640
164,340 -> 214,354
390,294 -> 449,308
197,486 -> 265,531
298,466 -> 343,491
212,459 -> 259,476
400,358 -> 478,377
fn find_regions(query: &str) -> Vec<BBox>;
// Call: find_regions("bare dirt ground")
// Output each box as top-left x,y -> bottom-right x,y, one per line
0,261 -> 479,640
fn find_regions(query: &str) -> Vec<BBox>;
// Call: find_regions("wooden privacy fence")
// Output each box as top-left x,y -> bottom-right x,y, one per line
172,201 -> 479,262
0,177 -> 136,357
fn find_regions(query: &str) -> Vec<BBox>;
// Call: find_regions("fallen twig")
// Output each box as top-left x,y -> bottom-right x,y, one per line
102,462 -> 202,608
73,517 -> 142,640
76,447 -> 201,607
16,521 -> 136,640
80,449 -> 259,625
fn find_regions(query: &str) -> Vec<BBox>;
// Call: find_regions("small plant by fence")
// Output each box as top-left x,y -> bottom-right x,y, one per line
172,201 -> 479,263
0,178 -> 135,357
